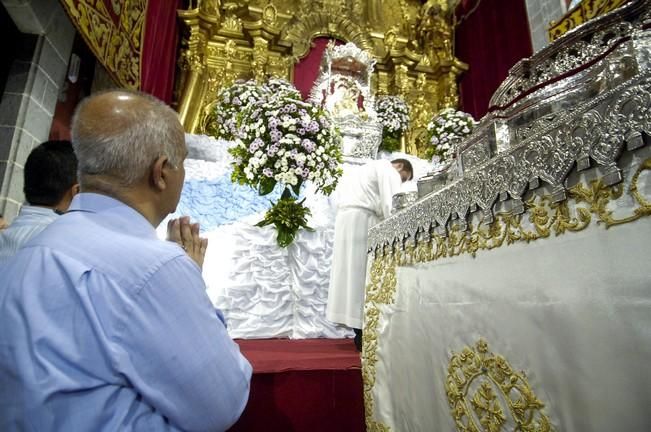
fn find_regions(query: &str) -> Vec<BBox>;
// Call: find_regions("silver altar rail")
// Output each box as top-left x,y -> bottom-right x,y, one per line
369,0 -> 651,255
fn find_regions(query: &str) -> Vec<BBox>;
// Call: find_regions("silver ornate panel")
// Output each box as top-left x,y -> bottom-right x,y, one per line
489,0 -> 646,111
369,2 -> 651,255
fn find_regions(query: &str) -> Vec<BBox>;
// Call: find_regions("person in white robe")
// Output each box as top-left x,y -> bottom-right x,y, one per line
327,158 -> 413,348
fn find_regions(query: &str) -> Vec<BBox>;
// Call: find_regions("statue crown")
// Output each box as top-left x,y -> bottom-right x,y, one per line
323,42 -> 376,76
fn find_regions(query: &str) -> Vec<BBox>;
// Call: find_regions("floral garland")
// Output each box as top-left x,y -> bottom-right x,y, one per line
375,95 -> 410,152
426,108 -> 477,162
226,80 -> 343,247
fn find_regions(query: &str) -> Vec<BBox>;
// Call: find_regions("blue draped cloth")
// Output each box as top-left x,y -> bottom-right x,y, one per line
176,175 -> 284,232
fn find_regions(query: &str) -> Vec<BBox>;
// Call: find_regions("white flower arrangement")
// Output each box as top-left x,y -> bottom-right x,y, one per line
375,95 -> 410,152
266,78 -> 302,101
426,108 -> 477,162
229,95 -> 342,196
213,80 -> 270,141
225,85 -> 343,247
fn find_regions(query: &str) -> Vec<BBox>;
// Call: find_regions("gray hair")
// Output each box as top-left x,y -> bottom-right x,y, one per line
71,90 -> 184,186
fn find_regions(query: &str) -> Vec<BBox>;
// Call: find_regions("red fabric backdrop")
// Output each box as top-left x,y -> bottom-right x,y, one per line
293,38 -> 343,100
229,339 -> 364,432
141,0 -> 181,103
455,0 -> 533,119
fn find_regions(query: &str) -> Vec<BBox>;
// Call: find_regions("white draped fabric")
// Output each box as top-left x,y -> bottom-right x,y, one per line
160,134 -> 429,339
200,184 -> 353,339
366,146 -> 651,430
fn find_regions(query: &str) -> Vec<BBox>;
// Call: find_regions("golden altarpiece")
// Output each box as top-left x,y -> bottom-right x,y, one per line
175,0 -> 466,155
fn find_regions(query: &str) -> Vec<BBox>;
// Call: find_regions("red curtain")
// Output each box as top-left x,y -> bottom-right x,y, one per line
140,0 -> 181,103
293,38 -> 343,100
455,0 -> 533,119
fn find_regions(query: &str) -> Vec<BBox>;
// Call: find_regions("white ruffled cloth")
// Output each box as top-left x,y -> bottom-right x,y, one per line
163,135 -> 351,339
161,134 -> 427,339
200,188 -> 350,339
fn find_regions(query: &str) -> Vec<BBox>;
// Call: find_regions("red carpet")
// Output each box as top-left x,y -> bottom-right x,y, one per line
228,338 -> 365,432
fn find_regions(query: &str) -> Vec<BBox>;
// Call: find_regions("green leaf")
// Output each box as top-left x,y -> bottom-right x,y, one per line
277,229 -> 295,248
258,178 -> 277,196
290,180 -> 302,197
255,218 -> 272,227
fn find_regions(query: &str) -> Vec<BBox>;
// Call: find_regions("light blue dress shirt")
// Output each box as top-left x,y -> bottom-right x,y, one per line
0,193 -> 252,431
0,205 -> 59,264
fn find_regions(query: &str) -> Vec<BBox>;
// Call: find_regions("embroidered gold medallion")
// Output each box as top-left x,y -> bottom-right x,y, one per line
445,339 -> 554,432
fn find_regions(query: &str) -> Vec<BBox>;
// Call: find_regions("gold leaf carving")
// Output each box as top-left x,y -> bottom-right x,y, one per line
61,0 -> 145,89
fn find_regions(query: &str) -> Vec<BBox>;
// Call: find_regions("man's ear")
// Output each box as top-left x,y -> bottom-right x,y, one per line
71,184 -> 80,196
151,155 -> 169,191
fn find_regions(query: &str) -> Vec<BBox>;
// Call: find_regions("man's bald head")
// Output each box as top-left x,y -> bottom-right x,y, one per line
71,90 -> 185,187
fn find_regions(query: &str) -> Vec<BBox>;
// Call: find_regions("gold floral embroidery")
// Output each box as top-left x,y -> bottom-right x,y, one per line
445,339 -> 552,432
363,160 -> 651,430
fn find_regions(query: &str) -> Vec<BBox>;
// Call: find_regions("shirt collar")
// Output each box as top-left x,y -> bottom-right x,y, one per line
68,193 -> 158,239
18,205 -> 61,218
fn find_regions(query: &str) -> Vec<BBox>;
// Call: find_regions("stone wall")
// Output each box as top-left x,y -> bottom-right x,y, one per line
525,0 -> 567,53
0,0 -> 74,220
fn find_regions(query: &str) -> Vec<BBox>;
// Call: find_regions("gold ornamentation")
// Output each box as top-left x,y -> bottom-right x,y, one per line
384,26 -> 399,52
548,0 -> 629,41
363,163 -> 651,429
252,41 -> 269,82
573,157 -> 651,228
446,339 -> 553,432
394,64 -> 411,97
262,3 -> 278,26
414,0 -> 453,64
176,0 -> 464,155
222,14 -> 243,33
200,0 -> 221,17
282,12 -> 375,59
61,0 -> 145,89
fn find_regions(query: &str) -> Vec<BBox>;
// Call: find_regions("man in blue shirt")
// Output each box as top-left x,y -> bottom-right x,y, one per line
0,140 -> 79,264
0,90 -> 252,431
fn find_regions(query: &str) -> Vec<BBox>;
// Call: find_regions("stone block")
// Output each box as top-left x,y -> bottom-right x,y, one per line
23,96 -> 52,142
31,65 -> 54,106
0,161 -> 6,192
44,4 -> 74,63
41,76 -> 60,114
6,162 -> 24,203
525,0 -> 541,15
36,37 -> 67,88
13,127 -> 36,166
0,92 -> 28,128
0,126 -> 16,162
3,1 -> 44,34
1,198 -> 22,221
30,0 -> 60,31
3,61 -> 34,94
2,0 -> 31,6
0,160 -> 21,199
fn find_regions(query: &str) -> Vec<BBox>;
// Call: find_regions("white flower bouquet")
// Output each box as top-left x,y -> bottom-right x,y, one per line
426,108 -> 477,162
228,93 -> 343,247
375,95 -> 410,152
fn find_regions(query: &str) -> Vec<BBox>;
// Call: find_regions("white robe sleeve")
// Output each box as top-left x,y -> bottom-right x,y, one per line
377,162 -> 402,220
